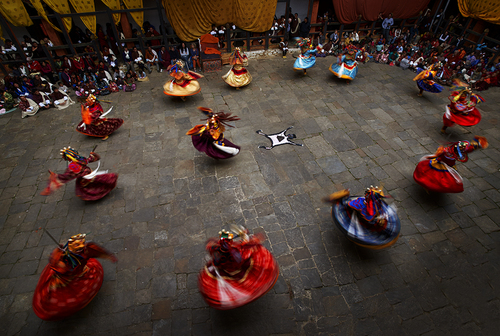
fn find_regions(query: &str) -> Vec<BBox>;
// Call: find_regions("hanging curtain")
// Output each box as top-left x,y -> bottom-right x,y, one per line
332,0 -> 431,24
0,0 -> 33,26
123,0 -> 143,30
101,0 -> 121,25
68,0 -> 96,35
43,0 -> 72,32
29,0 -> 62,32
458,0 -> 500,25
162,0 -> 277,42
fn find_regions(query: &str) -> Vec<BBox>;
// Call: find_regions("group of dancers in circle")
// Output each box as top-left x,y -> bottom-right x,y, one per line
32,37 -> 490,318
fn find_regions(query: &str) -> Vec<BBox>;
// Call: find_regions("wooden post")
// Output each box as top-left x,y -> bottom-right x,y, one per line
54,12 -> 76,55
226,23 -> 231,53
264,31 -> 269,50
106,8 -> 123,58
370,21 -> 376,36
137,31 -> 146,57
155,0 -> 168,47
41,44 -> 57,71
121,12 -> 134,49
355,15 -> 361,32
246,31 -> 251,52
284,0 -> 290,41
0,14 -> 27,63
0,62 -> 7,76
93,39 -> 104,63
460,17 -> 471,38
339,24 -> 344,42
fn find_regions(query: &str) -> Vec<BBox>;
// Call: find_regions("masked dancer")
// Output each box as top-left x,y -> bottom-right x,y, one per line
163,60 -> 203,101
41,147 -> 118,201
198,226 -> 279,310
441,79 -> 484,134
329,44 -> 361,84
413,136 -> 488,193
186,107 -> 240,159
222,47 -> 252,88
76,95 -> 123,140
293,38 -> 322,75
33,233 -> 117,320
414,62 -> 443,96
324,186 -> 400,249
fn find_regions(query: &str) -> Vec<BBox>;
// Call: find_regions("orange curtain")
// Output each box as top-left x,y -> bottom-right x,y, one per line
0,0 -> 33,26
332,0 -> 431,24
123,0 -> 143,30
101,0 -> 121,25
43,0 -> 72,32
30,0 -> 62,32
68,0 -> 96,35
163,0 -> 277,42
458,0 -> 500,25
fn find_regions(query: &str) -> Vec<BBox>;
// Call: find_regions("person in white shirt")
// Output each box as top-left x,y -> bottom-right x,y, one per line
381,13 -> 394,43
145,46 -> 160,73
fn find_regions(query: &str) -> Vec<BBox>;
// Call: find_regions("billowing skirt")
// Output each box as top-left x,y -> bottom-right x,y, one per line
329,61 -> 358,80
413,158 -> 463,193
75,173 -> 118,201
163,79 -> 201,97
198,244 -> 279,310
293,56 -> 316,70
32,259 -> 104,321
222,67 -> 252,87
443,105 -> 481,127
76,118 -> 124,138
332,197 -> 400,249
192,131 -> 240,159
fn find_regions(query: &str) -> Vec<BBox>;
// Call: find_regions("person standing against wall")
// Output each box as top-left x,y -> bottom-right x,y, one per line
382,13 -> 394,45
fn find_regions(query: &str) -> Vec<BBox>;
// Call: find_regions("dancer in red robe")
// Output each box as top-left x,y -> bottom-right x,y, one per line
413,136 -> 488,193
187,107 -> 240,159
198,227 -> 279,310
441,79 -> 484,134
76,95 -> 123,140
41,147 -> 118,201
33,233 -> 117,321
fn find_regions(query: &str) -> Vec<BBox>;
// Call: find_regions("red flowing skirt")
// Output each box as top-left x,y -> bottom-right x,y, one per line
198,245 -> 279,310
75,173 -> 118,201
443,105 -> 481,127
413,159 -> 463,193
32,259 -> 104,321
76,118 -> 124,137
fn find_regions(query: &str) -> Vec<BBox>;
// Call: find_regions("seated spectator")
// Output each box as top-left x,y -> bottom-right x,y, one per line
145,46 -> 159,73
169,46 -> 180,65
159,46 -> 171,71
190,43 -> 200,72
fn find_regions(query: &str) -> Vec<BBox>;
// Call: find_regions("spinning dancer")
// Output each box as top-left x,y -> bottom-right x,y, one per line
414,62 -> 443,96
41,147 -> 118,201
222,47 -> 252,88
293,38 -> 322,75
441,79 -> 484,134
33,233 -> 117,320
198,226 -> 279,310
324,186 -> 400,249
76,95 -> 123,140
329,44 -> 361,84
413,136 -> 488,193
186,107 -> 240,159
163,60 -> 203,101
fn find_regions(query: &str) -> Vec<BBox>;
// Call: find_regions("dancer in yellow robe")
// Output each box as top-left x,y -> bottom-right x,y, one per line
222,47 -> 252,88
163,60 -> 203,101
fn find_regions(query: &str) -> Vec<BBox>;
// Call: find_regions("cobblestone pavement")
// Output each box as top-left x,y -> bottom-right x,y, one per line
1,56 -> 499,336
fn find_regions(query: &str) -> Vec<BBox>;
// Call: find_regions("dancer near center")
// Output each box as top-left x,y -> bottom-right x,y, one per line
163,60 -> 203,101
414,62 -> 443,96
293,38 -> 322,75
33,233 -> 117,321
441,79 -> 484,134
222,47 -> 252,88
76,95 -> 123,140
198,227 -> 279,310
325,186 -> 400,249
187,107 -> 240,159
329,44 -> 360,84
41,147 -> 118,201
413,136 -> 488,193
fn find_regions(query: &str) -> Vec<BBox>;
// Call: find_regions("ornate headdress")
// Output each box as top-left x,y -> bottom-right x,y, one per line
60,147 -> 87,165
198,107 -> 240,131
297,38 -> 312,48
439,136 -> 488,163
68,233 -> 86,243
168,60 -> 187,74
365,185 -> 385,198
450,79 -> 484,104
86,94 -> 96,105
230,47 -> 248,66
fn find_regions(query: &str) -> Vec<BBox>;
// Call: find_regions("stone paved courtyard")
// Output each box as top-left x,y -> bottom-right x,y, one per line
0,56 -> 499,336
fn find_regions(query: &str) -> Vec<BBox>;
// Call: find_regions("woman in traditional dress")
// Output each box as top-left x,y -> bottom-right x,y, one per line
163,60 -> 203,101
329,44 -> 361,84
41,147 -> 118,201
198,226 -> 279,310
222,47 -> 252,88
325,186 -> 400,249
413,136 -> 488,193
414,62 -> 443,96
50,87 -> 75,110
293,38 -> 322,75
441,79 -> 484,134
33,233 -> 117,320
186,107 -> 240,159
18,95 -> 39,118
76,95 -> 123,140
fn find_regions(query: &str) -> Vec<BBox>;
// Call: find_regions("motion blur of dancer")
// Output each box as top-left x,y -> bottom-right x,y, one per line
163,60 -> 203,101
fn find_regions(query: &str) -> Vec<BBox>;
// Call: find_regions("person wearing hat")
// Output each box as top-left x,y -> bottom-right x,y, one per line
76,95 -> 123,140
